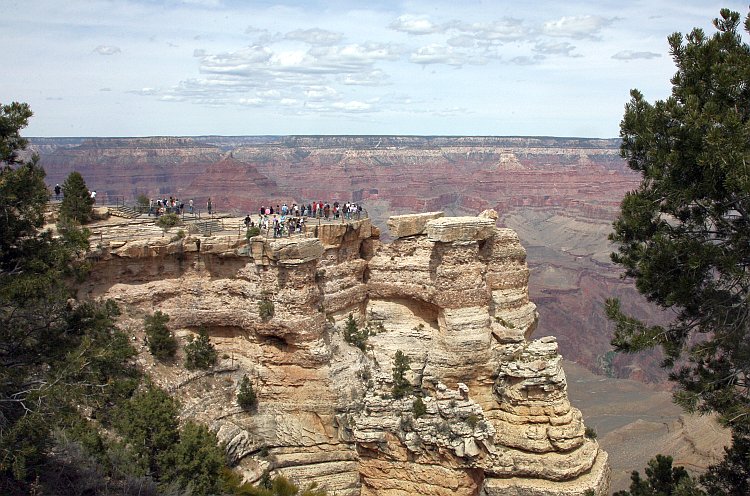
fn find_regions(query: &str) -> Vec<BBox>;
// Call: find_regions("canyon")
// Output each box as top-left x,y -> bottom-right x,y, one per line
33,135 -> 655,382
78,210 -> 609,495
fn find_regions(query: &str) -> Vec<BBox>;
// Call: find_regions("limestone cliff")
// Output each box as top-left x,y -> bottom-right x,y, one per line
82,212 -> 609,495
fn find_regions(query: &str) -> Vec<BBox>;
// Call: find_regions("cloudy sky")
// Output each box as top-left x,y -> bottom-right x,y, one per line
4,0 -> 748,137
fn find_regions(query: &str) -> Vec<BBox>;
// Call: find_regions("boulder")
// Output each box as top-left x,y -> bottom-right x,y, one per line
426,216 -> 496,243
478,209 -> 499,221
268,238 -> 324,265
387,211 -> 444,238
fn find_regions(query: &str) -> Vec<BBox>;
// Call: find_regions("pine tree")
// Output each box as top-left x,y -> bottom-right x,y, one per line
237,374 -> 258,411
607,7 -> 750,489
60,171 -> 94,223
1,102 -> 137,491
184,327 -> 217,370
392,350 -> 411,399
144,311 -> 177,360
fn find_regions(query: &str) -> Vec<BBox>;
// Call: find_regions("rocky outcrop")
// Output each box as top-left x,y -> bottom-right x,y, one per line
33,135 -> 649,382
82,212 -> 608,495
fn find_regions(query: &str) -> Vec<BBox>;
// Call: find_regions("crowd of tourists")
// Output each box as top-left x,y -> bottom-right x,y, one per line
258,201 -> 363,220
249,201 -> 364,238
147,197 -> 215,216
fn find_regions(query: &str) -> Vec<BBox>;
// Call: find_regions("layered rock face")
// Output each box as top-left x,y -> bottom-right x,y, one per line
33,135 -> 654,382
83,212 -> 608,495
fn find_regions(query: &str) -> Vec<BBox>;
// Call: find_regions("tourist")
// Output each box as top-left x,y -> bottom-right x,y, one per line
207,197 -> 213,215
54,184 -> 61,199
189,199 -> 194,214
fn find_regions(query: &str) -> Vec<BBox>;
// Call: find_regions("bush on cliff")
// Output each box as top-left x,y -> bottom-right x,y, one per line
613,455 -> 701,496
237,374 -> 258,411
184,327 -> 217,370
156,212 -> 181,236
259,299 -> 274,320
343,313 -> 369,351
144,310 -> 177,360
392,350 -> 411,399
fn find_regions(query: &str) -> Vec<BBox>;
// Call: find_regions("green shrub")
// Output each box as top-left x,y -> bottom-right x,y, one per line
412,397 -> 427,419
237,375 -> 257,411
584,426 -> 597,439
466,414 -> 479,429
166,421 -> 225,496
144,311 -> 177,361
343,314 -> 369,351
246,226 -> 261,238
184,328 -> 217,370
392,351 -> 411,399
259,300 -> 274,320
156,213 -> 181,234
137,194 -> 150,208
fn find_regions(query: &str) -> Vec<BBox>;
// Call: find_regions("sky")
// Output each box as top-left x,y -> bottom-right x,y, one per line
3,0 -> 749,138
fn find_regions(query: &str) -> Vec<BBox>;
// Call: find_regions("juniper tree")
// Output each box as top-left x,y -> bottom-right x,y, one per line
60,171 -> 94,223
144,311 -> 177,360
392,351 -> 411,399
184,327 -> 217,370
607,8 -> 750,490
0,103 -> 138,491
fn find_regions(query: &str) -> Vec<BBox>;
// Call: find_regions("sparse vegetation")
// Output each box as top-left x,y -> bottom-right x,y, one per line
156,212 -> 181,235
584,426 -> 597,440
237,374 -> 258,411
466,414 -> 479,429
144,311 -> 177,361
136,193 -> 150,210
494,316 -> 515,329
613,455 -> 701,496
220,471 -> 327,496
344,313 -> 369,351
184,327 -> 217,370
392,350 -> 411,399
246,226 -> 261,238
259,299 -> 275,320
412,397 -> 427,419
399,415 -> 413,431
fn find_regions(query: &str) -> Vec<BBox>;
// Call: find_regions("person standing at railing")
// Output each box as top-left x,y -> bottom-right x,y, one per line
207,198 -> 213,216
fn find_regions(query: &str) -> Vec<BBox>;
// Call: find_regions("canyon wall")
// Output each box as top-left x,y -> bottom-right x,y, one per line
33,136 -> 658,381
81,213 -> 609,495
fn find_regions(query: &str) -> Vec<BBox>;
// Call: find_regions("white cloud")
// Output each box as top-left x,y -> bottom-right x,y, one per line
534,41 -> 580,57
453,19 -> 529,42
409,44 -> 484,66
94,45 -> 121,55
285,28 -> 343,46
542,15 -> 614,39
340,69 -> 389,86
390,15 -> 445,35
333,100 -> 372,112
612,50 -> 662,60
304,86 -> 338,100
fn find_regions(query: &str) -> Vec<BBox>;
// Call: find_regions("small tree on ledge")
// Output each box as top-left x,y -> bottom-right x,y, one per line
392,350 -> 411,399
60,171 -> 94,223
184,327 -> 217,370
237,374 -> 257,411
144,310 -> 177,361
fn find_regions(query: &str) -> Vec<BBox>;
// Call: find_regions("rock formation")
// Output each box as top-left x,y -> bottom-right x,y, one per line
81,211 -> 609,495
32,135 -> 656,382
